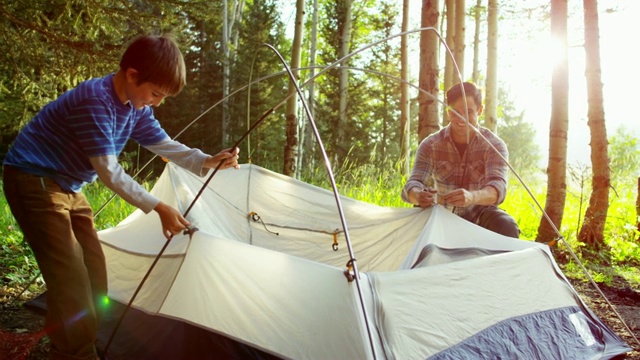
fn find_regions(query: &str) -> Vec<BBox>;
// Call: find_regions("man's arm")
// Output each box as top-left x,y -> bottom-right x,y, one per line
401,139 -> 435,205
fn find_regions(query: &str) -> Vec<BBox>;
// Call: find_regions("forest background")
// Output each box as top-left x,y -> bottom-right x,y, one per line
0,0 -> 639,336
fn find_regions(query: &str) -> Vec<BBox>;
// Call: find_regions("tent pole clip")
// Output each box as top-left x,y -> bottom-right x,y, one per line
248,211 -> 279,235
344,259 -> 356,282
332,230 -> 339,251
183,226 -> 199,237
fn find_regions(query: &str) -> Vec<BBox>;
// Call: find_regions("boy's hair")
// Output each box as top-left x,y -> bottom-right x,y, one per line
446,82 -> 482,106
120,34 -> 186,96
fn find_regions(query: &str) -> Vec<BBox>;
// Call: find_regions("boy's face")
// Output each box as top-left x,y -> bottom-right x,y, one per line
125,69 -> 167,109
447,97 -> 483,143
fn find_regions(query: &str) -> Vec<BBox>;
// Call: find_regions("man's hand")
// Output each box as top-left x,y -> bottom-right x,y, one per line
441,188 -> 475,207
205,147 -> 240,170
442,186 -> 498,207
411,187 -> 439,207
154,201 -> 191,239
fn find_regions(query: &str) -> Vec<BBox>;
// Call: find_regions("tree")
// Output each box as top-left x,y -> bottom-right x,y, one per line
495,89 -> 541,180
471,0 -> 483,84
366,1 -> 402,165
453,0 -> 466,79
418,0 -> 441,142
578,0 -> 609,249
336,0 -> 354,165
314,0 -> 393,167
283,0 -> 305,176
300,0 -> 321,173
226,0 -> 289,169
537,0 -> 569,243
484,0 -> 498,132
608,127 -> 640,186
222,0 -> 244,146
399,0 -> 411,175
443,0 -> 456,125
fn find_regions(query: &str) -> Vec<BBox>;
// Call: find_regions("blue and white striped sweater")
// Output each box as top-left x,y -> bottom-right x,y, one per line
4,73 -> 167,192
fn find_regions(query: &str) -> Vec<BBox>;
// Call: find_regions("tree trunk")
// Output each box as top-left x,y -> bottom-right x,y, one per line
484,0 -> 498,132
578,0 -> 610,249
443,0 -> 455,125
301,0 -> 320,175
336,0 -> 353,165
471,0 -> 482,84
537,0 -> 569,243
231,0 -> 244,56
453,0 -> 466,79
400,0 -> 411,175
283,0 -> 305,177
221,0 -> 241,147
419,0 -> 441,142
222,0 -> 230,146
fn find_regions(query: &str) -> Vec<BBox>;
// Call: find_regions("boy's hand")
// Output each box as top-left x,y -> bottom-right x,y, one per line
154,201 -> 191,239
205,147 -> 240,170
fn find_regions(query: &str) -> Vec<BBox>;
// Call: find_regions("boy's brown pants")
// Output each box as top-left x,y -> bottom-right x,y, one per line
3,165 -> 107,360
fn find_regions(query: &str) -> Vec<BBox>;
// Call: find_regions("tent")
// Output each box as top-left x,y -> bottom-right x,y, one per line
93,162 -> 630,359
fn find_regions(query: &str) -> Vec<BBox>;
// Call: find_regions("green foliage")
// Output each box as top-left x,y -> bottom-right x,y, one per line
0,216 -> 38,287
494,86 -> 542,180
0,0 -> 210,131
301,153 -> 408,207
609,125 -> 640,187
313,0 -> 403,167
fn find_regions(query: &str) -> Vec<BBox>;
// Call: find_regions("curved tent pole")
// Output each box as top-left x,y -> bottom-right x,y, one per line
264,43 -> 381,358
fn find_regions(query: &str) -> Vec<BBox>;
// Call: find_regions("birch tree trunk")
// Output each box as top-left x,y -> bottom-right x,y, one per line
222,0 -> 240,146
283,0 -> 305,176
471,0 -> 482,84
418,0 -> 441,142
336,0 -> 353,164
537,0 -> 569,243
484,0 -> 498,132
301,0 -> 319,174
400,0 -> 411,174
578,0 -> 610,249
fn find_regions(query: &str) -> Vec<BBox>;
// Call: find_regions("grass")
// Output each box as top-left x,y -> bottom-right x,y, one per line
1,161 -> 639,298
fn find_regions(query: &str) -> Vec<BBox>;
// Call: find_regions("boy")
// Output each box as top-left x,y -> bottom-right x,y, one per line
2,34 -> 239,359
402,82 -> 519,238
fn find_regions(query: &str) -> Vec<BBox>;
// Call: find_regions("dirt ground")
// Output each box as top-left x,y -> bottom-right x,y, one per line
0,278 -> 639,360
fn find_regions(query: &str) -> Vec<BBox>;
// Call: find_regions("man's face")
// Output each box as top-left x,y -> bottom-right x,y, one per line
447,96 -> 483,142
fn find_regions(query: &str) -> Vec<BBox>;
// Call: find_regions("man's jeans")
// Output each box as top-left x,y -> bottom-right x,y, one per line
476,206 -> 521,238
3,165 -> 107,360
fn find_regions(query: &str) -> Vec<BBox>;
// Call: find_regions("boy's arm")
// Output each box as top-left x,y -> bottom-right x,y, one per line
145,138 -> 239,174
90,155 -> 159,213
90,155 -> 190,238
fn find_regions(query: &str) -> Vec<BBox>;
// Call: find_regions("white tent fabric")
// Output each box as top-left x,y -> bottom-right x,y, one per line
98,163 -> 630,359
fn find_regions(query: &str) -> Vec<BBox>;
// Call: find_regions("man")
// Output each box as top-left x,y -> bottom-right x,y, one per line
402,82 -> 519,238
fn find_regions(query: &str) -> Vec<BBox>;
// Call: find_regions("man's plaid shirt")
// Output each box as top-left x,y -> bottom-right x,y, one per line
402,125 -> 509,223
